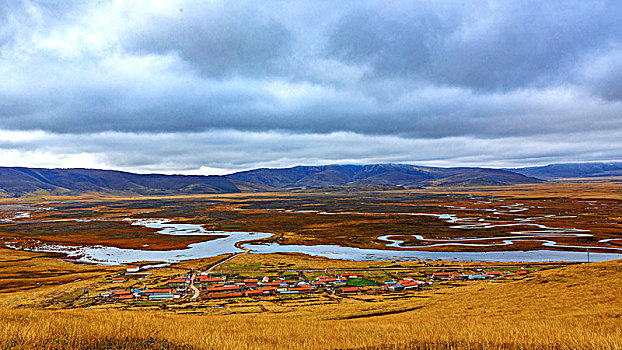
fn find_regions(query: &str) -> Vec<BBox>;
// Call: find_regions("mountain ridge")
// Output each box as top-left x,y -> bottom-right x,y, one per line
506,162 -> 622,179
226,163 -> 541,189
5,161 -> 620,197
0,167 -> 241,197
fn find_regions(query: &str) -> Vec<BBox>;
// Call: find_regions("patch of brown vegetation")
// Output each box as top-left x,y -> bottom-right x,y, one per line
0,220 -> 223,251
1,180 -> 620,257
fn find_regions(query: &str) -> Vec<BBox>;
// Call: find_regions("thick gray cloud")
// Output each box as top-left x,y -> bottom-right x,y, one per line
578,47 -> 622,101
123,2 -> 292,77
327,1 -> 622,91
2,129 -> 622,174
0,0 -> 621,173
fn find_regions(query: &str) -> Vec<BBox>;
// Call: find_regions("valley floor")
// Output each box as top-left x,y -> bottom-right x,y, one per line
0,182 -> 620,349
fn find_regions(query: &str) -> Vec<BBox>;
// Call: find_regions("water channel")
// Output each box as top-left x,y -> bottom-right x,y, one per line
2,204 -> 622,265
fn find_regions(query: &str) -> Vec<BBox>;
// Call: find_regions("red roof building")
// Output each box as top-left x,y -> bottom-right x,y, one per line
204,292 -> 243,299
112,289 -> 131,295
257,287 -> 276,294
401,281 -> 421,289
144,288 -> 175,294
205,285 -> 240,293
197,276 -> 225,283
431,272 -> 457,280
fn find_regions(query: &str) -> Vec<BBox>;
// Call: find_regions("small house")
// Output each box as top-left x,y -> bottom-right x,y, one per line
340,287 -> 360,293
125,266 -> 140,273
244,279 -> 259,287
148,293 -> 175,301
431,272 -> 455,280
468,274 -> 487,280
486,271 -> 502,279
388,284 -> 404,291
165,279 -> 188,288
204,285 -> 241,293
245,290 -> 263,297
257,287 -> 276,295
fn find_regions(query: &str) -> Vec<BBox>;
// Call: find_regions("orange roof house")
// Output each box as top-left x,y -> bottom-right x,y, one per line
205,285 -> 240,293
112,289 -> 131,295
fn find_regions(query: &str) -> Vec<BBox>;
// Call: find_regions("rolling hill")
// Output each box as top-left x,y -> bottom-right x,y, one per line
226,164 -> 541,188
0,167 -> 241,197
0,163 -> 549,197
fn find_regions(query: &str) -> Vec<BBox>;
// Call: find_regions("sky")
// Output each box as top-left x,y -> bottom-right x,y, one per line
1,0 -> 621,175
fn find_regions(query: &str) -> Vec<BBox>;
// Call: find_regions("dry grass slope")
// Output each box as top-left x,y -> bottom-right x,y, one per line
1,259 -> 621,349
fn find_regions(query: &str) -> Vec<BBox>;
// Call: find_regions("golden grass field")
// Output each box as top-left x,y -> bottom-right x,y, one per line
0,244 -> 621,349
0,182 -> 621,349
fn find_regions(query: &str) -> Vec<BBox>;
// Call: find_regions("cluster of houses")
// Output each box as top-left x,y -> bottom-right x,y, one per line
195,272 -> 367,299
97,269 -> 528,302
429,270 -> 523,281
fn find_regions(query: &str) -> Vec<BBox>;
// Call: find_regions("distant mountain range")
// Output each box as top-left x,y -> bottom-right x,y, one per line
506,162 -> 622,179
0,162 -> 619,197
227,164 -> 540,189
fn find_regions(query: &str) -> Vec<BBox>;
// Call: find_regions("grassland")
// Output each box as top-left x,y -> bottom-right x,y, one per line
217,252 -> 551,272
0,245 -> 620,349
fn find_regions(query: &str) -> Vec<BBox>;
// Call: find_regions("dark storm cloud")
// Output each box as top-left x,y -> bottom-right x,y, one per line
123,2 -> 292,78
327,1 -> 622,92
0,0 -> 621,172
578,48 -> 622,101
2,69 -> 619,138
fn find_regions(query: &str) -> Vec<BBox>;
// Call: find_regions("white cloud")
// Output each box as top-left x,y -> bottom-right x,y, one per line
2,129 -> 622,174
0,1 -> 620,172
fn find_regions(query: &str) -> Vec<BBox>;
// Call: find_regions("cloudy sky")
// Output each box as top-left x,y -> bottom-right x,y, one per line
1,1 -> 621,174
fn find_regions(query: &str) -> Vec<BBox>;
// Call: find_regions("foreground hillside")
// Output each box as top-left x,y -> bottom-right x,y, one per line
0,251 -> 620,349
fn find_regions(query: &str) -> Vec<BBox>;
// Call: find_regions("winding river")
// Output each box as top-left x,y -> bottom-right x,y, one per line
2,203 -> 622,265
2,217 -> 620,265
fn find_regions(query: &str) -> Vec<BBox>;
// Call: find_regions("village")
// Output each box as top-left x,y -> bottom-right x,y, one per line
84,263 -> 533,307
